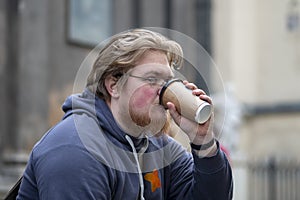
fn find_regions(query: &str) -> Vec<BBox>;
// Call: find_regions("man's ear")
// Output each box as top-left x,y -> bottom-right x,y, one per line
105,76 -> 120,98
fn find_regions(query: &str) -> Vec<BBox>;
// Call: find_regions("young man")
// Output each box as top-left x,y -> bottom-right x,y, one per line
17,29 -> 233,199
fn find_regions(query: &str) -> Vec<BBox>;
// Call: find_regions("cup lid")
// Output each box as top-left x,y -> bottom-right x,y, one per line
159,79 -> 182,106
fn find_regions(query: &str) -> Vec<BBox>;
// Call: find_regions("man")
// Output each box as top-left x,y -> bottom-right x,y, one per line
17,29 -> 233,199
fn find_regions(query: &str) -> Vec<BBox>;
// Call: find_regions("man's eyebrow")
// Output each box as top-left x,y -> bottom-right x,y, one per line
143,71 -> 174,78
143,71 -> 161,76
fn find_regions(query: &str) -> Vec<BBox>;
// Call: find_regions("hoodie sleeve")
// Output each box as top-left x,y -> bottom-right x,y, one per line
17,144 -> 115,200
167,141 -> 233,200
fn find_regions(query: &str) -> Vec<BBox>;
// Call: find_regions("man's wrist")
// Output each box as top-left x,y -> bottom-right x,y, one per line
190,138 -> 215,151
191,139 -> 218,158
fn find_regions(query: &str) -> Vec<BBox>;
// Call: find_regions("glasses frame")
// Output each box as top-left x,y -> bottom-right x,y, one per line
128,74 -> 171,87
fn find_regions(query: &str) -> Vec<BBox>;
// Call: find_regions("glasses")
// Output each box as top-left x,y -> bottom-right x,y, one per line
128,74 -> 170,87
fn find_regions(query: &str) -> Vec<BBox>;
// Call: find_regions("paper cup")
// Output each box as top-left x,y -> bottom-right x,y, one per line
159,79 -> 212,124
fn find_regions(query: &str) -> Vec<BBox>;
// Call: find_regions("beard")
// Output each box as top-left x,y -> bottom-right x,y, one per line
129,104 -> 171,137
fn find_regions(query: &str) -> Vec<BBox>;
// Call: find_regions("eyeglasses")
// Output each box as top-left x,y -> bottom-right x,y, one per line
128,74 -> 170,87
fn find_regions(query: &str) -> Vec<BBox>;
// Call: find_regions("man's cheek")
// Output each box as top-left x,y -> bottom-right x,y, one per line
130,86 -> 156,109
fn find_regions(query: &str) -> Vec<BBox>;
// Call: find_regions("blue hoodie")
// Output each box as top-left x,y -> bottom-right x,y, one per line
17,89 -> 233,200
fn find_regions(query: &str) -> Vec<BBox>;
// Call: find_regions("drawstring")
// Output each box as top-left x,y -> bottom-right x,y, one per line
125,135 -> 145,200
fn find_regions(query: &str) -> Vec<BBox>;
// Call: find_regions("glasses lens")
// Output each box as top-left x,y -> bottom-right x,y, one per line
158,79 -> 166,86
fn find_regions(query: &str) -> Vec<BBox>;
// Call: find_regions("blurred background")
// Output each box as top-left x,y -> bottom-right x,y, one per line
1,0 -> 300,199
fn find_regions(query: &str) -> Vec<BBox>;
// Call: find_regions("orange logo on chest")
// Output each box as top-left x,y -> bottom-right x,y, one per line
144,169 -> 161,192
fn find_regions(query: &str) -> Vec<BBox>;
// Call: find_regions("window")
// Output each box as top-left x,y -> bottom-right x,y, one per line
67,0 -> 112,47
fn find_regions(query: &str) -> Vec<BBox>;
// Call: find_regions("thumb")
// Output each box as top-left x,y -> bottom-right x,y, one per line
166,102 -> 181,125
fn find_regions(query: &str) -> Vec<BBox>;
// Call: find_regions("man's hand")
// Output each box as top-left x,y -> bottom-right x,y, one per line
166,80 -> 216,154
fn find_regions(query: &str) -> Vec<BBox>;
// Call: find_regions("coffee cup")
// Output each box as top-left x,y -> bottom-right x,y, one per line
159,79 -> 212,124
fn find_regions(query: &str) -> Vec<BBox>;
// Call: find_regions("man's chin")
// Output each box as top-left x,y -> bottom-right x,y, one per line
128,106 -> 170,136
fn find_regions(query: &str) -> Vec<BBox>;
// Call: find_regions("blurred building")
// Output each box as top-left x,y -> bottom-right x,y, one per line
213,0 -> 300,199
1,0 -> 300,199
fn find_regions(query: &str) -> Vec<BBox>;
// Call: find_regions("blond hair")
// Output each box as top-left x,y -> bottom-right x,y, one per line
86,29 -> 183,100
